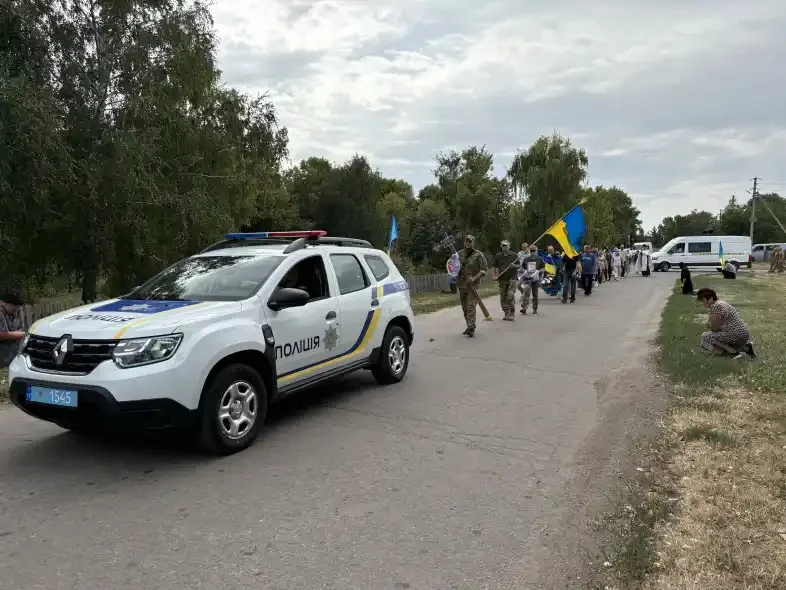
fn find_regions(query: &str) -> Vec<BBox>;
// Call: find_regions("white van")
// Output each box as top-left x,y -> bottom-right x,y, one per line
650,235 -> 751,272
633,241 -> 654,252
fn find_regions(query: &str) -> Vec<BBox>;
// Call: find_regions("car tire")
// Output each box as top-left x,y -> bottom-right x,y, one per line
659,261 -> 670,272
372,325 -> 410,385
196,363 -> 267,455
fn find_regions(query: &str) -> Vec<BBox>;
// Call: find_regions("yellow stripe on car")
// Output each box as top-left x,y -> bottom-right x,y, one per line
277,309 -> 380,385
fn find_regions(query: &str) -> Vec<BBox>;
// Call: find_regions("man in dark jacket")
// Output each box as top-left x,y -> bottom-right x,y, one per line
561,252 -> 580,303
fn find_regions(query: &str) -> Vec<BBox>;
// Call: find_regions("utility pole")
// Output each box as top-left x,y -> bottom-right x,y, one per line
749,177 -> 760,243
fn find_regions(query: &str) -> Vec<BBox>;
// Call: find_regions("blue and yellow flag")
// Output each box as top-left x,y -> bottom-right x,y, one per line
719,241 -> 724,265
545,201 -> 586,258
544,263 -> 557,275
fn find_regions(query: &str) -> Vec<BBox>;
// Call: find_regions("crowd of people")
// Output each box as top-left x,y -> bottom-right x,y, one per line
453,236 -> 655,336
452,236 -> 759,361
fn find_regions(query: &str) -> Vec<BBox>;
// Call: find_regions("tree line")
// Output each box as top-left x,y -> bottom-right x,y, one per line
646,194 -> 786,247
1,0 -> 643,303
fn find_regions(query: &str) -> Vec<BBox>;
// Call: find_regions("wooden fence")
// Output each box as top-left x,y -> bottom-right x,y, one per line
18,273 -> 456,328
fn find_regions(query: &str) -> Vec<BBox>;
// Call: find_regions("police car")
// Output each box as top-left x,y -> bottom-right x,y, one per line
8,231 -> 415,454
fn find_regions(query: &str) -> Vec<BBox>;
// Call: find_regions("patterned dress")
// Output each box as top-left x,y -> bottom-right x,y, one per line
701,300 -> 750,351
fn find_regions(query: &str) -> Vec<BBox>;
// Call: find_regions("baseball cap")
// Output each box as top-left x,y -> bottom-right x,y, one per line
501,239 -> 510,247
1,291 -> 24,306
464,234 -> 475,242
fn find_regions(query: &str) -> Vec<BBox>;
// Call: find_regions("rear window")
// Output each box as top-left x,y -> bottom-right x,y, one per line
364,255 -> 390,281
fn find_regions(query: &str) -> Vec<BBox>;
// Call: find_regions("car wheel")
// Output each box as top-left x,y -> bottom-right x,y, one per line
372,325 -> 410,385
659,261 -> 671,272
196,363 -> 267,455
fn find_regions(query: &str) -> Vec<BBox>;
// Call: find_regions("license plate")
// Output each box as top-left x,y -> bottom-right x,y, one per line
25,385 -> 78,408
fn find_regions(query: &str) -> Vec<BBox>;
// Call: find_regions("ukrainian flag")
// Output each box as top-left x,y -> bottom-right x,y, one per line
544,262 -> 557,275
545,200 -> 586,258
719,241 -> 724,265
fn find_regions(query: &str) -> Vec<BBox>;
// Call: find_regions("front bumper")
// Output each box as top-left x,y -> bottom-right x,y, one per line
9,377 -> 196,433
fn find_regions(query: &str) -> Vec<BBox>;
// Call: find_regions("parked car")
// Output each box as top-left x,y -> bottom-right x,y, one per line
751,243 -> 786,262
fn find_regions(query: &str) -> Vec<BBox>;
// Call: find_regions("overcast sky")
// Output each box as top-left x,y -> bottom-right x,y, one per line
212,0 -> 786,230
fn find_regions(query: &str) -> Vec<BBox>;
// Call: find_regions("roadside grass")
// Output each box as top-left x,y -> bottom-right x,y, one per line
604,273 -> 786,590
1,368 -> 8,403
410,283 -> 498,315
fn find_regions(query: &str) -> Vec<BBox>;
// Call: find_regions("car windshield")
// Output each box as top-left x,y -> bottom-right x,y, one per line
126,255 -> 286,302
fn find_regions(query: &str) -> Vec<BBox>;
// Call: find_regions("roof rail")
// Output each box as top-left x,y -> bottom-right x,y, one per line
200,230 -> 327,253
283,236 -> 373,254
200,230 -> 373,254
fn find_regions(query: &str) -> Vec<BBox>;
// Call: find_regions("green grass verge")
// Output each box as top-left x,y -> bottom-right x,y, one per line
656,272 -> 786,392
602,272 -> 786,590
410,283 -> 499,316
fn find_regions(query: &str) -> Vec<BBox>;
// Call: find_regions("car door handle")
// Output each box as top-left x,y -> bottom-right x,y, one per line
326,311 -> 336,320
371,298 -> 379,307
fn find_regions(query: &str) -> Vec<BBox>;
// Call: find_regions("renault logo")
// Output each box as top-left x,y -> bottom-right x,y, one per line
53,335 -> 73,366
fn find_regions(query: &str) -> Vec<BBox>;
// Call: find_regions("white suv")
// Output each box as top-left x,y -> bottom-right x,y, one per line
8,231 -> 415,454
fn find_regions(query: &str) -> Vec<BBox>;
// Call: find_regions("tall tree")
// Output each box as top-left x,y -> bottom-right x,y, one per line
507,133 -> 589,241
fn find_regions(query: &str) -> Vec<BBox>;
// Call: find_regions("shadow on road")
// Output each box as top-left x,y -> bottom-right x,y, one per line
0,371 -> 380,484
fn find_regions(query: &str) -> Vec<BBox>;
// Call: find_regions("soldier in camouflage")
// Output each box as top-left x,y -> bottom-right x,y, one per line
492,239 -> 520,321
457,234 -> 488,337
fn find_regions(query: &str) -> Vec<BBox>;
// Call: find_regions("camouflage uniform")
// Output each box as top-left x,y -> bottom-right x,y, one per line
457,245 -> 488,332
492,249 -> 519,319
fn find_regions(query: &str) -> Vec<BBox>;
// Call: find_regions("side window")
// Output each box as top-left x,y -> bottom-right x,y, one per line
276,256 -> 330,301
753,245 -> 763,252
688,242 -> 712,254
364,254 -> 390,281
330,254 -> 369,295
669,243 -> 685,254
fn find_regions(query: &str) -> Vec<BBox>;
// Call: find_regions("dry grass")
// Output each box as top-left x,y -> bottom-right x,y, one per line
606,273 -> 786,590
410,283 -> 498,315
647,386 -> 786,590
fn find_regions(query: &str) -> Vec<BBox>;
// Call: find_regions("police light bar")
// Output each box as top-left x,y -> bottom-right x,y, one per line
224,230 -> 327,240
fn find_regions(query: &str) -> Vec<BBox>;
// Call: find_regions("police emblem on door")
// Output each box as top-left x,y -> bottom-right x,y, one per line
323,325 -> 338,352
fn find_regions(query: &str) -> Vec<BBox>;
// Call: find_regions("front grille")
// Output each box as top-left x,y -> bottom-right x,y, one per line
25,335 -> 116,374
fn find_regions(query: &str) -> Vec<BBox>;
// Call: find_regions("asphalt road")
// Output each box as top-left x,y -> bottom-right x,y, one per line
0,273 -> 673,590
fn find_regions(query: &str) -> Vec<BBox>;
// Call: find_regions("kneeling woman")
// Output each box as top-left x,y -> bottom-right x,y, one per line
697,288 -> 755,359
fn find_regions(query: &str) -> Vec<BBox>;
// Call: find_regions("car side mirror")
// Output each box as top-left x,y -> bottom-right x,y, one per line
268,287 -> 310,311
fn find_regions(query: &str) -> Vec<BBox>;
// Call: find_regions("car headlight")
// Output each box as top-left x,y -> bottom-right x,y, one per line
112,334 -> 183,368
18,332 -> 30,355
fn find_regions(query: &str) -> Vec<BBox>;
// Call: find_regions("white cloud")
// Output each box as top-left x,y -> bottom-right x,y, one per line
212,0 -> 786,229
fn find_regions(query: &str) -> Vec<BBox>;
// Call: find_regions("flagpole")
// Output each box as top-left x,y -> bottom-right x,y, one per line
495,197 -> 587,279
529,197 -> 587,249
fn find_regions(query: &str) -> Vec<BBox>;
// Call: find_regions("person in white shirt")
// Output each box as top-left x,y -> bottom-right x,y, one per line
611,249 -> 622,280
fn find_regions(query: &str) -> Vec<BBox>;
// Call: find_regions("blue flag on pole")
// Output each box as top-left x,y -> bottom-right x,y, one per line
719,241 -> 724,265
387,216 -> 399,254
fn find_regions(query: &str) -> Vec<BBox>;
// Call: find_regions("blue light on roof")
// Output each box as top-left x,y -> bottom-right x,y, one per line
225,232 -> 271,239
